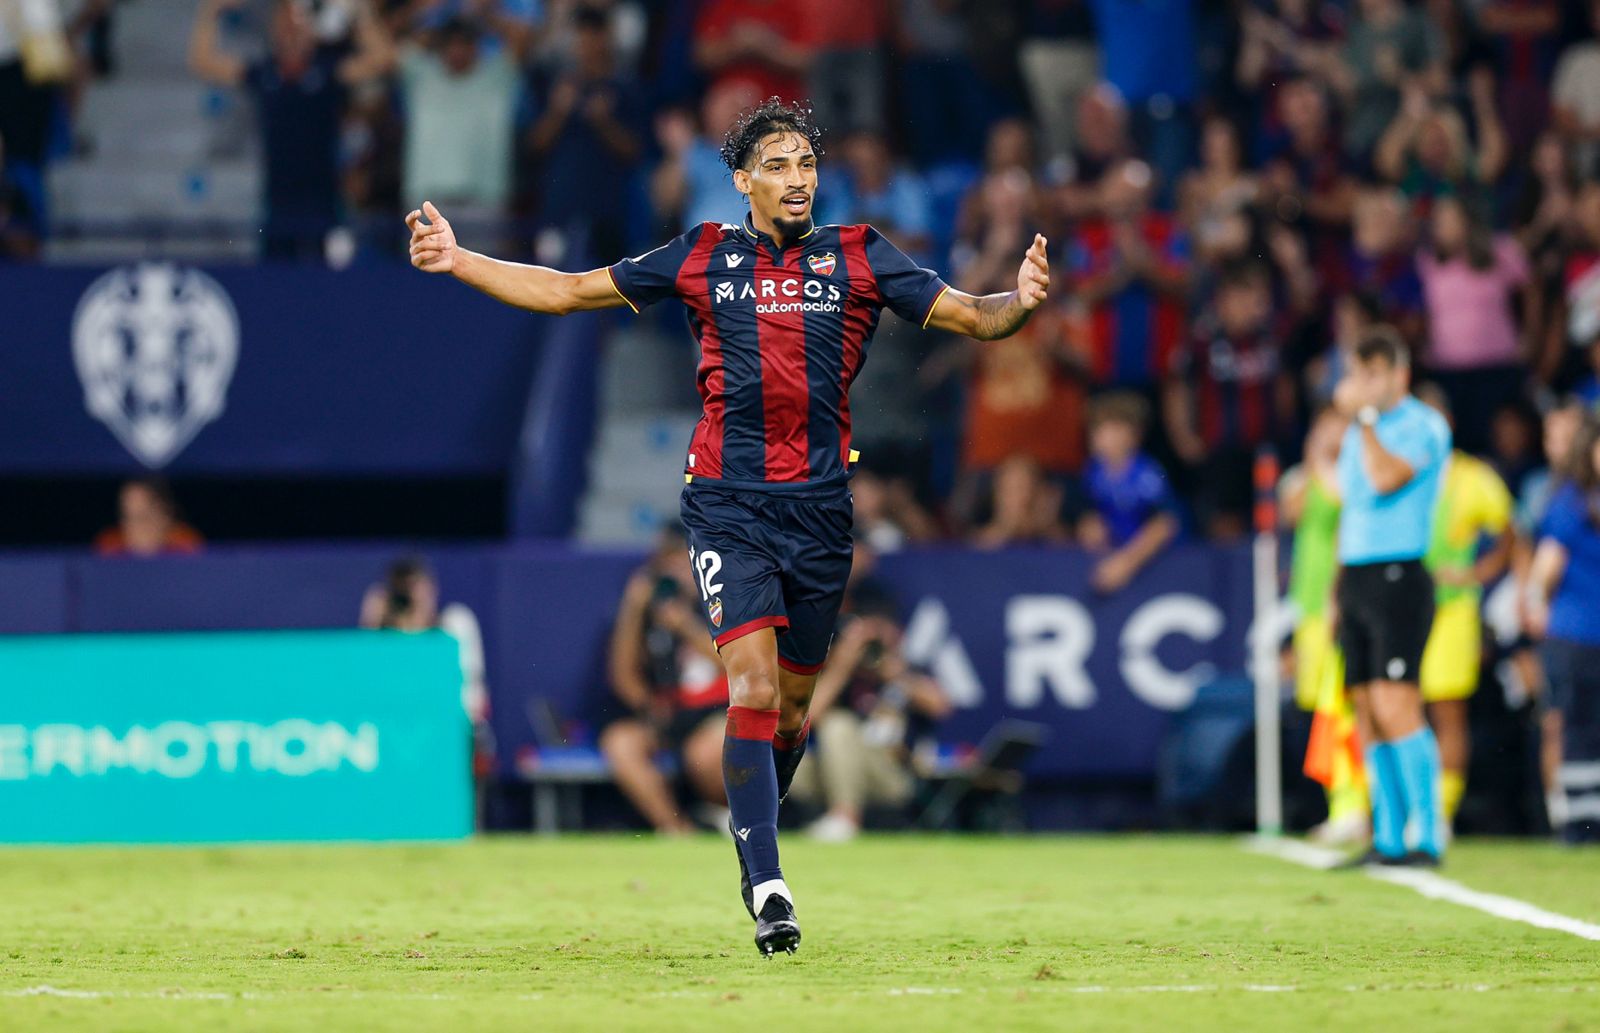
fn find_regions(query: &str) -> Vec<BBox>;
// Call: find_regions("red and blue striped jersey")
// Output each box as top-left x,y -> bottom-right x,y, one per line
607,216 -> 949,492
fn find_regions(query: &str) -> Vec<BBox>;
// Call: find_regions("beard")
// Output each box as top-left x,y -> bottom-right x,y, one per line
771,212 -> 814,240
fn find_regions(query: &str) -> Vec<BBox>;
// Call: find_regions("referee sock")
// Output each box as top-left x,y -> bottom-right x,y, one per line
773,717 -> 810,803
1365,743 -> 1407,858
724,706 -> 785,893
1392,727 -> 1445,857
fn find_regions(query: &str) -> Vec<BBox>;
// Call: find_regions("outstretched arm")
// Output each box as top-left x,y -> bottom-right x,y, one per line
406,202 -> 627,315
925,233 -> 1050,341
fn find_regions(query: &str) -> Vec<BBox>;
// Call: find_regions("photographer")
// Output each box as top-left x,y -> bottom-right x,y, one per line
359,556 -> 494,825
598,523 -> 728,835
788,542 -> 952,842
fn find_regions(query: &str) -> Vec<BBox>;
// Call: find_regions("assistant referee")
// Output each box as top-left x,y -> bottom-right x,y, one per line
1332,329 -> 1452,866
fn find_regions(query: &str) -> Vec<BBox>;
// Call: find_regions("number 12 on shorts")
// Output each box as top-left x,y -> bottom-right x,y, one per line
690,549 -> 724,600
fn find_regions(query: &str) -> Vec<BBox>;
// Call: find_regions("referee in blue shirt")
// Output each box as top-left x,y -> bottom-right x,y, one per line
1332,330 -> 1452,866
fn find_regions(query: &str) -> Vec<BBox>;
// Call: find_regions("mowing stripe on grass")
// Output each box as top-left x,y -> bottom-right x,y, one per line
1246,836 -> 1600,942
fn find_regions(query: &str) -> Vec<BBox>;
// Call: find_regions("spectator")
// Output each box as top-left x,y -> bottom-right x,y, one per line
94,478 -> 203,557
1415,195 -> 1533,452
648,80 -> 757,234
359,556 -> 494,825
1301,289 -> 1383,405
1067,159 -> 1191,393
1475,0 -> 1562,156
597,523 -> 728,835
804,0 -> 889,135
830,130 -> 933,263
398,14 -> 526,215
1236,0 -> 1346,157
1374,74 -> 1507,213
1178,116 -> 1259,266
0,0 -> 64,218
1349,186 -> 1425,345
398,0 -> 542,59
894,0 -> 993,165
1516,133 -> 1581,382
1334,0 -> 1448,165
1553,0 -> 1600,177
1518,398 -> 1584,538
0,132 -> 40,260
945,294 -> 1088,480
1054,84 -> 1132,220
1164,261 -> 1296,539
189,0 -> 396,260
1088,0 -> 1199,204
1078,392 -> 1180,593
1549,180 -> 1600,396
691,0 -> 810,105
1488,401 -> 1542,499
525,3 -> 643,262
851,467 -> 939,553
1260,77 -> 1356,292
789,542 -> 950,841
1527,413 -> 1600,843
971,454 -> 1071,548
1018,0 -> 1098,165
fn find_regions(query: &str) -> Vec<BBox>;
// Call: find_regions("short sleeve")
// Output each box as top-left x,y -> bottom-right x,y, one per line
607,224 -> 708,313
1478,464 -> 1513,536
1382,408 -> 1449,475
1137,461 -> 1178,514
1541,485 -> 1587,552
861,225 -> 949,327
1496,236 -> 1530,289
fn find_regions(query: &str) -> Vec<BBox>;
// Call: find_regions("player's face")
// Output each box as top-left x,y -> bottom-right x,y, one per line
739,132 -> 817,237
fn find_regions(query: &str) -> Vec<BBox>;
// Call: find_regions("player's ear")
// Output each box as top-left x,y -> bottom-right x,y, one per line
732,167 -> 751,199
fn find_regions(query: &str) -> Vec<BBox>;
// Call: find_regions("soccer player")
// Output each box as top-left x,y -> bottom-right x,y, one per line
1331,330 -> 1451,867
1414,384 -> 1514,832
405,100 -> 1050,954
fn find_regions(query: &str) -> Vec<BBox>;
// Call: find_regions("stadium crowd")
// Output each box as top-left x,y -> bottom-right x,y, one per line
3,0 -> 1599,538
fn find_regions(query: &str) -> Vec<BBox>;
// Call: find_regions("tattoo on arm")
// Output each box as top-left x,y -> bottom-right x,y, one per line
965,291 -> 1032,341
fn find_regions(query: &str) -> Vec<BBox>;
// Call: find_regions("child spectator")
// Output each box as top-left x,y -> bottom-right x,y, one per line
1078,392 -> 1180,593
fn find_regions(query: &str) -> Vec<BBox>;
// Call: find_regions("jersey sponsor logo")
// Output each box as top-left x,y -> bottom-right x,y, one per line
712,276 -> 843,314
72,262 -> 239,468
807,252 -> 836,276
725,253 -> 745,268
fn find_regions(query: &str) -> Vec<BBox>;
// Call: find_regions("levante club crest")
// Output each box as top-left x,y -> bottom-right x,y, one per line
807,252 -> 836,276
708,597 -> 724,628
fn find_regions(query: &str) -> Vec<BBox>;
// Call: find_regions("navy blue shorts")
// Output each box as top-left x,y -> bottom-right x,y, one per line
679,482 -> 854,674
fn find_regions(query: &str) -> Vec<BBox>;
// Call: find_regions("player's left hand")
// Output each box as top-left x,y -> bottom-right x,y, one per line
1017,233 -> 1049,311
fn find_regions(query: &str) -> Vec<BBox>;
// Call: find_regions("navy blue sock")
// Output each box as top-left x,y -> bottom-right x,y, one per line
725,706 -> 783,889
773,717 -> 810,803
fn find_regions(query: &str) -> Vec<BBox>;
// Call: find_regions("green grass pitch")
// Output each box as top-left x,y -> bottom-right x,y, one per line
1,835 -> 1596,1032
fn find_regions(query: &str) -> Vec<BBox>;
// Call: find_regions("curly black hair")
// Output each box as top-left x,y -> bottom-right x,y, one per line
719,97 -> 825,172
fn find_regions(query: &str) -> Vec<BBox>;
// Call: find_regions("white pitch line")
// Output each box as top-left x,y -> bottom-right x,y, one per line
1247,835 -> 1600,941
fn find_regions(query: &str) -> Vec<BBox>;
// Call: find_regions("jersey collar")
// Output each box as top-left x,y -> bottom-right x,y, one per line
741,214 -> 817,253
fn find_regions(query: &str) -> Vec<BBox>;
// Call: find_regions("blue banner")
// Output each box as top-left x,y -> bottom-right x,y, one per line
0,264 -> 545,474
0,630 -> 472,843
0,543 -> 1260,781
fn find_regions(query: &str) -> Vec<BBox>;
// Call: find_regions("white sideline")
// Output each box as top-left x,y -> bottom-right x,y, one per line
1246,836 -> 1600,942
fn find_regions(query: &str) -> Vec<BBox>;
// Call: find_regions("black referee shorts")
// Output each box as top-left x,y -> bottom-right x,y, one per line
1337,559 -> 1435,688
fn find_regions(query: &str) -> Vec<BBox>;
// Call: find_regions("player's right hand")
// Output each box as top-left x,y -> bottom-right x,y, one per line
406,201 -> 456,274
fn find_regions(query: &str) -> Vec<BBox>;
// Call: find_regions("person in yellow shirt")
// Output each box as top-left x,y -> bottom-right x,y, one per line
1282,407 -> 1368,844
1416,385 -> 1515,828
